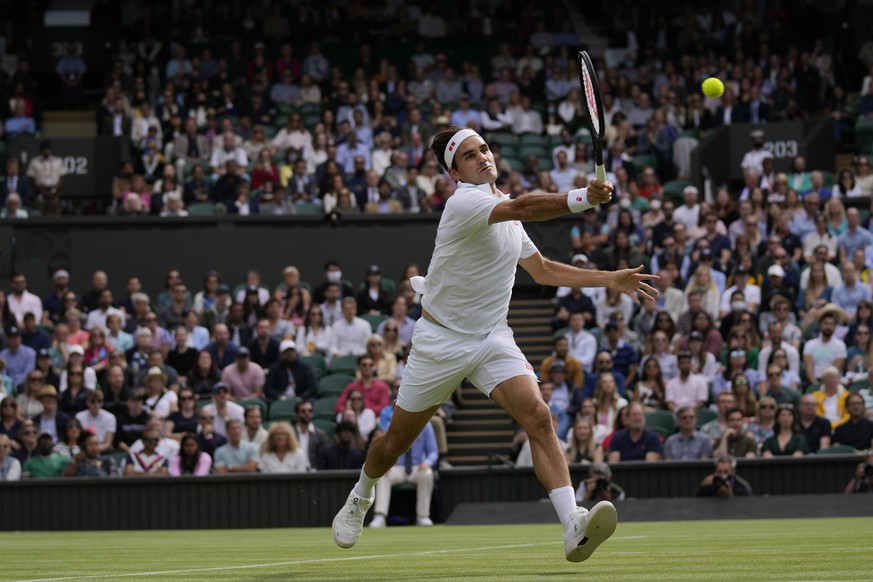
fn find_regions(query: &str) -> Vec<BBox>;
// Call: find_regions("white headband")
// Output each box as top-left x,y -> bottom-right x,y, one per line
443,128 -> 481,168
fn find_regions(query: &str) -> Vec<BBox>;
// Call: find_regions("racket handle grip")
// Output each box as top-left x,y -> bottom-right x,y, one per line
595,165 -> 606,182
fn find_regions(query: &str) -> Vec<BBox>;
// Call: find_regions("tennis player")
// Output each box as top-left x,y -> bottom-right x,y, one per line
333,125 -> 659,562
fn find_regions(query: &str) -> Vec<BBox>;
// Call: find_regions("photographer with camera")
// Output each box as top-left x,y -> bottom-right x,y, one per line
693,455 -> 753,498
844,452 -> 873,494
575,462 -> 626,504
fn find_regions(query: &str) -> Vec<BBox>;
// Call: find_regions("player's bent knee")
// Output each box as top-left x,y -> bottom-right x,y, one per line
523,403 -> 556,440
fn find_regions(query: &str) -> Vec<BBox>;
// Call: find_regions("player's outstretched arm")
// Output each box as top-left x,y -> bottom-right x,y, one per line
489,180 -> 613,224
519,255 -> 659,305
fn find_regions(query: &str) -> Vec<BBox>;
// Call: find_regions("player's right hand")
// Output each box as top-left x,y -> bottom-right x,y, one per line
587,179 -> 614,205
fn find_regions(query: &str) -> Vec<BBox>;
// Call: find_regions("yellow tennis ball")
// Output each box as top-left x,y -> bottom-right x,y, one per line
702,77 -> 724,98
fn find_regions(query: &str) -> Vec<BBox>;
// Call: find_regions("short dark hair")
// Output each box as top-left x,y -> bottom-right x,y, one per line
726,407 -> 744,419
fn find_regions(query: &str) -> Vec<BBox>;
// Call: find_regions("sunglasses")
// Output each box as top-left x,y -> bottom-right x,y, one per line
142,437 -> 158,443
349,397 -> 363,401
23,430 -> 37,435
734,380 -> 749,386
768,372 -> 781,377
29,377 -> 44,382
179,396 -> 194,401
69,371 -> 84,376
760,404 -> 776,410
679,415 -> 695,420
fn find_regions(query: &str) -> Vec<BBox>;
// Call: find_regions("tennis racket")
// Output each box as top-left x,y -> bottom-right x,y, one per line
577,50 -> 606,182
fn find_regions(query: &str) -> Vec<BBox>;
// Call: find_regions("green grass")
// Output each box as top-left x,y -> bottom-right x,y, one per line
2,518 -> 872,581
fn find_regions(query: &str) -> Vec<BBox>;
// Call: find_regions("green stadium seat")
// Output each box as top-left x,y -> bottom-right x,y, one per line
314,396 -> 339,420
519,144 -> 548,159
330,355 -> 359,375
632,154 -> 657,177
497,143 -> 519,158
239,399 -> 267,419
855,118 -> 873,151
490,132 -> 518,147
313,418 -> 336,438
645,410 -> 676,436
295,202 -> 323,215
268,398 -> 299,421
187,203 -> 219,216
318,373 -> 355,397
360,313 -> 387,333
553,326 -> 570,339
300,354 -> 327,380
519,134 -> 548,147
663,179 -> 692,204
695,408 -> 717,429
848,379 -> 870,392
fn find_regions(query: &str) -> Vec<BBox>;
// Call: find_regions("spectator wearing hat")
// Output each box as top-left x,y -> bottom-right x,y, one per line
264,340 -> 318,402
0,326 -> 35,389
34,346 -> 59,389
221,346 -> 266,401
356,265 -> 392,316
540,336 -> 584,388
32,385 -> 69,444
201,383 -> 245,438
22,432 -> 70,478
75,389 -> 115,452
114,390 -> 151,452
142,366 -> 178,420
665,352 -> 709,411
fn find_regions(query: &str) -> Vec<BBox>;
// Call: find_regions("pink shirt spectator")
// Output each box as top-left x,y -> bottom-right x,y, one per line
168,452 -> 212,476
220,362 -> 266,400
334,379 -> 391,416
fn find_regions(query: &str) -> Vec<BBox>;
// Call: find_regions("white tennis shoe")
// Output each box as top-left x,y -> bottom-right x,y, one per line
332,491 -> 374,548
563,502 -> 617,562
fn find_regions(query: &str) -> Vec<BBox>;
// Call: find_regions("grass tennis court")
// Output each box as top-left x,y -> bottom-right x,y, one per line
3,517 -> 871,581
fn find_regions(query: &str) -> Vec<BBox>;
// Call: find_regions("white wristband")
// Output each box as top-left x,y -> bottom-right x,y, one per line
567,188 -> 594,213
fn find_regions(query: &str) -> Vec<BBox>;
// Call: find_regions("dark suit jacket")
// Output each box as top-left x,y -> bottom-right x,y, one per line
0,174 -> 32,206
713,105 -> 749,126
319,443 -> 365,470
297,423 -> 329,468
265,359 -> 318,402
247,336 -> 280,369
31,411 -> 71,441
99,114 -> 132,139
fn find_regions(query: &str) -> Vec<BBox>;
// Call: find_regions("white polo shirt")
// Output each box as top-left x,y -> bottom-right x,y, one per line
418,182 -> 538,334
75,409 -> 117,441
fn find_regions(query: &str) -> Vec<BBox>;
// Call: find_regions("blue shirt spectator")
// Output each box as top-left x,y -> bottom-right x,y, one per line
0,333 -> 36,387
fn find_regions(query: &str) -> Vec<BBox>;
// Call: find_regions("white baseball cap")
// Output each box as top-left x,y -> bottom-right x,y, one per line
279,339 -> 297,352
767,264 -> 786,278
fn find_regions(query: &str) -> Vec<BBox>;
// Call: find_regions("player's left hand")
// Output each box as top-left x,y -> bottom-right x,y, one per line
588,179 -> 614,205
608,265 -> 660,305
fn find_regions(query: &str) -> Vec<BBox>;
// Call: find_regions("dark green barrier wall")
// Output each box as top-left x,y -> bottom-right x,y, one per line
3,214 -> 580,297
0,455 -> 859,531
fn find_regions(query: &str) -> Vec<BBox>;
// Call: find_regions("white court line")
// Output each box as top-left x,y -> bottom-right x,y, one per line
11,541 -> 562,582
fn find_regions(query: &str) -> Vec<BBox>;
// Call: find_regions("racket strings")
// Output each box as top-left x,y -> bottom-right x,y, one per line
580,70 -> 601,137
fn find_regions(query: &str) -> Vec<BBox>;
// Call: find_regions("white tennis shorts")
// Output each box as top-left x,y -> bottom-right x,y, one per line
396,317 -> 537,413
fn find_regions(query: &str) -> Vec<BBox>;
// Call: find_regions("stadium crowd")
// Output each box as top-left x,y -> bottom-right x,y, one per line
0,1 -> 871,496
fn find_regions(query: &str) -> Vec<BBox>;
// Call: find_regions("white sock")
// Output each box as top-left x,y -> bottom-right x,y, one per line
353,469 -> 379,499
549,486 -> 578,530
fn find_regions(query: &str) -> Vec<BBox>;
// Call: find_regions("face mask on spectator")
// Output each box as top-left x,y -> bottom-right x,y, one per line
731,301 -> 746,312
327,271 -> 342,283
